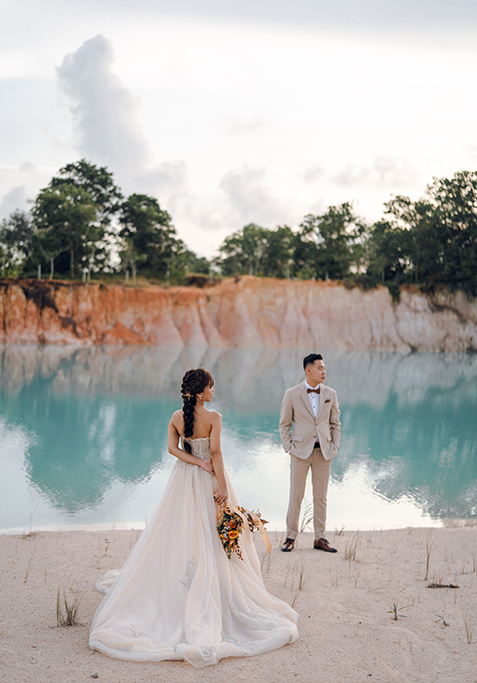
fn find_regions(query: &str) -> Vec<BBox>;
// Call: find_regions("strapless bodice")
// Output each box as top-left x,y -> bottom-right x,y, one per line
182,437 -> 211,460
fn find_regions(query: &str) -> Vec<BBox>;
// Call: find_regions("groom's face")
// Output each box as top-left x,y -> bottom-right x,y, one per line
306,360 -> 326,386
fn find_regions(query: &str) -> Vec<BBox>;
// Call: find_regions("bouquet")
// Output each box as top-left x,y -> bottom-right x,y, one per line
217,505 -> 270,560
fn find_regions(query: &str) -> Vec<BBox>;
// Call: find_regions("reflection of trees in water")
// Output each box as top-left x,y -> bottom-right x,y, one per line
1,345 -> 477,519
337,390 -> 477,520
0,375 -> 173,513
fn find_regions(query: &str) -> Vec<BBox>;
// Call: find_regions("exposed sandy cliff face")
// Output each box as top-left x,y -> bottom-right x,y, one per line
0,277 -> 475,352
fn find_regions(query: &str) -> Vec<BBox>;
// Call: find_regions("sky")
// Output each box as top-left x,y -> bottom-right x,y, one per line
1,0 -> 477,256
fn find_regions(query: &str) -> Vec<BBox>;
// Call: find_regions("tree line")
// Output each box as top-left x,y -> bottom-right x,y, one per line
1,160 -> 477,298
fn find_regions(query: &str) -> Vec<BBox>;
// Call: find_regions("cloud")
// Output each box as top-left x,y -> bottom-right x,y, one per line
303,156 -> 417,191
302,166 -> 325,184
219,165 -> 290,227
57,35 -> 148,177
463,143 -> 477,162
0,186 -> 29,217
57,34 -> 189,208
80,0 -> 477,33
226,115 -> 268,137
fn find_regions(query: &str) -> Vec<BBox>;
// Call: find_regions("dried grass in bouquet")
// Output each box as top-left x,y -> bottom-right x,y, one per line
216,504 -> 271,560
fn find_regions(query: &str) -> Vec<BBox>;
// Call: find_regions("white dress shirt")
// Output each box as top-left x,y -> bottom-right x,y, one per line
304,380 -> 321,418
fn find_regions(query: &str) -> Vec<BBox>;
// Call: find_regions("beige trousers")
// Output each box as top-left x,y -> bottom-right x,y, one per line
285,447 -> 332,540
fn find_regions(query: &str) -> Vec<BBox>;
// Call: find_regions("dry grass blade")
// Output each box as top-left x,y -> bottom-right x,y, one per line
424,539 -> 432,582
462,609 -> 473,644
344,534 -> 360,562
56,588 -> 81,627
291,561 -> 305,609
299,502 -> 314,534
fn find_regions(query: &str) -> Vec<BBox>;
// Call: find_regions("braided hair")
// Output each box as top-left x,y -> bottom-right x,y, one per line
180,368 -> 214,453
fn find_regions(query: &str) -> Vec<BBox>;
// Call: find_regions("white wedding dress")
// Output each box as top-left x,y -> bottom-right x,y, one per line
89,437 -> 298,668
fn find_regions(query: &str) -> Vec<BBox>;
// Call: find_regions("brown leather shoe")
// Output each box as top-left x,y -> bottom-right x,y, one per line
314,538 -> 337,553
281,538 -> 295,552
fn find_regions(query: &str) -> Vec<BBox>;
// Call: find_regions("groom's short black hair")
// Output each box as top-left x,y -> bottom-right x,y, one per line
303,353 -> 323,370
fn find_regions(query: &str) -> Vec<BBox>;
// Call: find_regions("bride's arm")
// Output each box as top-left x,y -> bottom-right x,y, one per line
209,413 -> 228,506
167,420 -> 214,473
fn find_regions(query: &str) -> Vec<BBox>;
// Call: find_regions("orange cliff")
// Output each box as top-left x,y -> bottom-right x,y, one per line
0,276 -> 476,352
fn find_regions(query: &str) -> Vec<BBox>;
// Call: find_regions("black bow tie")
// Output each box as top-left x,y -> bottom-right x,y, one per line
307,387 -> 320,394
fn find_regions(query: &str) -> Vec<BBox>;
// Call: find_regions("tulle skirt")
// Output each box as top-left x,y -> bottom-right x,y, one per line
89,459 -> 298,668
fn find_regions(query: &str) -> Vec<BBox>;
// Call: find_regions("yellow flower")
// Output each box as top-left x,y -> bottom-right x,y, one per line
228,530 -> 239,539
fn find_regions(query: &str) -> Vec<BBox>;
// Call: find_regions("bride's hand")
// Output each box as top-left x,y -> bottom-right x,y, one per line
214,486 -> 228,507
200,458 -> 215,475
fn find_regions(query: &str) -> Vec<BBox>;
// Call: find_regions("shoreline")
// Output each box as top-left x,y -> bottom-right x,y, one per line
3,517 -> 477,536
1,527 -> 476,682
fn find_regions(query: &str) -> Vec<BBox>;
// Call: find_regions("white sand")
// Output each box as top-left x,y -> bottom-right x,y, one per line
1,527 -> 476,683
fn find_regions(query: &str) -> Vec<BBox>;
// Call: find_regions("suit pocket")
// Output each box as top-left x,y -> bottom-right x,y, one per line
292,436 -> 304,442
325,399 -> 331,403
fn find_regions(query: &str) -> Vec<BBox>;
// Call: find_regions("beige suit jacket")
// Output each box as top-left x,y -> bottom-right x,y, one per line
279,380 -> 341,461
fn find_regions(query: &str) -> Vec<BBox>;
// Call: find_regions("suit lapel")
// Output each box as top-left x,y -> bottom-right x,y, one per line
298,381 -> 316,420
316,384 -> 328,420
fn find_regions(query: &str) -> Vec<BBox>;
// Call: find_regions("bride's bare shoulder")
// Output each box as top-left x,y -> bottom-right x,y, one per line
209,410 -> 222,423
170,409 -> 184,426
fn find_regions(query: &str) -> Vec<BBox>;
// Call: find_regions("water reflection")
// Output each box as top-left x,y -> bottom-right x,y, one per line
0,345 -> 476,530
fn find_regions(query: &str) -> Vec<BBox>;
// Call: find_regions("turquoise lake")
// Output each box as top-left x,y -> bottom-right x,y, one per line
1,345 -> 476,533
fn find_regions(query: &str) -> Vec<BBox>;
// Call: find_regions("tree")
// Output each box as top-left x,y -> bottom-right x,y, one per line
381,171 -> 477,296
118,194 -> 187,282
32,184 -> 98,279
260,225 -> 295,278
49,159 -> 122,227
218,224 -> 271,276
424,171 -> 477,295
0,211 -> 33,277
294,203 -> 366,280
186,252 -> 211,276
31,160 -> 123,278
365,219 -> 412,284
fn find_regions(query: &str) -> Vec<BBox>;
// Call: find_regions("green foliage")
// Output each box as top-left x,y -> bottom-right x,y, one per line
218,223 -> 271,276
186,253 -> 211,276
30,159 -> 123,278
260,225 -> 295,278
118,193 -> 187,282
293,202 -> 367,280
32,183 -> 98,278
218,223 -> 295,278
0,161 -> 476,298
0,210 -> 33,277
372,171 -> 477,297
49,159 -> 122,226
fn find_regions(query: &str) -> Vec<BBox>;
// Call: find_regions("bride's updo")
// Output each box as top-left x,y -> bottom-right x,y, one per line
181,368 -> 214,453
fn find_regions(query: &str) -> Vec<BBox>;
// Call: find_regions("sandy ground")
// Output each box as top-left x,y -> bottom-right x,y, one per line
1,527 -> 476,683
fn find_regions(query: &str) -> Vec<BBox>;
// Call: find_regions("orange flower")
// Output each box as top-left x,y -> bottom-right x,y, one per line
228,530 -> 239,539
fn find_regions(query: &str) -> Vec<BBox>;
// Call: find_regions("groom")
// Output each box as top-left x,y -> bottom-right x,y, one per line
279,353 -> 341,553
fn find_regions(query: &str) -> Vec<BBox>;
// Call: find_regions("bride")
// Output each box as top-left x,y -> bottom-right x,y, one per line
89,368 -> 299,668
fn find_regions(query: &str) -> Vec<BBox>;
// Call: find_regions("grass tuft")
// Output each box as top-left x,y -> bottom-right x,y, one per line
56,588 -> 81,627
299,502 -> 314,534
344,534 -> 360,562
387,602 -> 410,621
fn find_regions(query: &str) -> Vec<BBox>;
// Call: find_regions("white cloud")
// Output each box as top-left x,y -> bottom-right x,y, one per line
56,35 -> 193,227
2,4 -> 477,254
0,186 -> 28,216
57,35 -> 149,185
219,166 -> 289,227
303,157 -> 418,192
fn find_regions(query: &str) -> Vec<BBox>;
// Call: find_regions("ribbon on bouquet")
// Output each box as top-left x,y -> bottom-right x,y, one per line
217,503 -> 272,555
